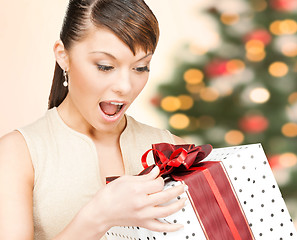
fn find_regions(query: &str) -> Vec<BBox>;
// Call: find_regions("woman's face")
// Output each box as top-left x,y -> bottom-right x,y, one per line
64,27 -> 152,135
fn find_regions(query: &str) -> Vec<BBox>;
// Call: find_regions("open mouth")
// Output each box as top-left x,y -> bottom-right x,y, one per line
99,101 -> 125,117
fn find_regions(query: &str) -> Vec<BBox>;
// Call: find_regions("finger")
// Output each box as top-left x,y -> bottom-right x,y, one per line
148,184 -> 187,206
137,165 -> 160,181
142,177 -> 164,195
143,219 -> 184,233
152,197 -> 187,219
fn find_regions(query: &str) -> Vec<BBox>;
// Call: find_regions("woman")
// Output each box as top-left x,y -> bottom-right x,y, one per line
0,0 -> 187,239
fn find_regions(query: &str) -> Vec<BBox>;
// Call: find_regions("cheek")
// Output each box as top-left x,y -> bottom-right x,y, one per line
134,76 -> 149,93
69,65 -> 105,98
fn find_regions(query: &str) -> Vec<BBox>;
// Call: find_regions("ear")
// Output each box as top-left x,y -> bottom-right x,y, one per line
53,40 -> 69,71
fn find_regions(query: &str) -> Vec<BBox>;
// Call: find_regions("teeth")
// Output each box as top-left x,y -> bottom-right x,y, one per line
110,102 -> 124,106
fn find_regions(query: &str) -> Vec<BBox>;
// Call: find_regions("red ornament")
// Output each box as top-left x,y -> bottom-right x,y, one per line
239,115 -> 269,133
269,0 -> 297,11
244,29 -> 272,45
205,59 -> 229,78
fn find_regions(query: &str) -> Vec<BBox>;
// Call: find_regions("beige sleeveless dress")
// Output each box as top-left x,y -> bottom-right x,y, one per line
17,107 -> 176,240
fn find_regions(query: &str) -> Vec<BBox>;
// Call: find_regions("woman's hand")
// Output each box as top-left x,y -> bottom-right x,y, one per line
83,166 -> 187,235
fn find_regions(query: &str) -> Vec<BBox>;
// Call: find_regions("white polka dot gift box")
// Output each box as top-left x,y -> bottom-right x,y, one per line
105,143 -> 297,240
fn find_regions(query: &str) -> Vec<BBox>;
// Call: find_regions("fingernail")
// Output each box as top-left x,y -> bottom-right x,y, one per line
184,198 -> 189,206
184,185 -> 189,192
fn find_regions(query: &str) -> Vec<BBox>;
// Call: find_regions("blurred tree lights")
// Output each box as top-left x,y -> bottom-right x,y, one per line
154,0 -> 297,218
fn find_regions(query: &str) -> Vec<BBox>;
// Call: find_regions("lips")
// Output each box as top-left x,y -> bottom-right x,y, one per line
99,101 -> 125,117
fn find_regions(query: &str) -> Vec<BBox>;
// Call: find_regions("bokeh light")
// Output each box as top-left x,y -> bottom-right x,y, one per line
200,87 -> 220,102
220,13 -> 240,25
279,153 -> 297,168
169,113 -> 190,130
184,69 -> 204,84
205,60 -> 228,77
251,0 -> 268,11
288,92 -> 297,104
246,51 -> 266,62
280,19 -> 297,34
270,19 -> 297,35
178,95 -> 194,110
239,115 -> 269,133
281,42 -> 297,57
282,122 -> 297,137
161,96 -> 181,112
245,40 -> 265,53
245,40 -> 266,62
186,83 -> 205,94
270,0 -> 297,11
269,61 -> 289,77
249,88 -> 270,104
270,20 -> 282,35
225,130 -> 245,145
244,29 -> 272,45
226,59 -> 245,74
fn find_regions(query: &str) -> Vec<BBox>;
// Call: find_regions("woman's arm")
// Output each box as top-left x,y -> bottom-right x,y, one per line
0,131 -> 187,240
0,131 -> 107,240
0,131 -> 34,240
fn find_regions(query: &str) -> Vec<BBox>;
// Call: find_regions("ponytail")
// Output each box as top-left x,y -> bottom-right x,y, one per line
48,62 -> 68,109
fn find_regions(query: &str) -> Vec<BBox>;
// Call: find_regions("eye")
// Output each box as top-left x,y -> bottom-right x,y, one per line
97,64 -> 114,72
133,66 -> 150,73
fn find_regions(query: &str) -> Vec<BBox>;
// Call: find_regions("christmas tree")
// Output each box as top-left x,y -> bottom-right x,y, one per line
155,0 -> 297,221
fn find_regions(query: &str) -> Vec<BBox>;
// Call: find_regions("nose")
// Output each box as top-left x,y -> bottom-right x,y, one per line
112,69 -> 132,95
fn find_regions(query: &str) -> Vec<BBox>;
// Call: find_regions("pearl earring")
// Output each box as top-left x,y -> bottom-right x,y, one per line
63,70 -> 68,87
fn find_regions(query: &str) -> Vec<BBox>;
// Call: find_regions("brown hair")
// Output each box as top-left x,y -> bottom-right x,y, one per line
48,0 -> 159,109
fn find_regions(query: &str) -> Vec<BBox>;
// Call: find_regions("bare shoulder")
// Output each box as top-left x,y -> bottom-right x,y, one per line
0,130 -> 34,185
0,131 -> 34,238
172,134 -> 188,144
0,130 -> 28,150
0,131 -> 33,167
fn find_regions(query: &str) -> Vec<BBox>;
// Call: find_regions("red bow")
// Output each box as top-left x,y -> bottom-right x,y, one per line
139,143 -> 213,179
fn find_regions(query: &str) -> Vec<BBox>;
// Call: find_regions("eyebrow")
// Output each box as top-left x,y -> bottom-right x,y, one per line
89,51 -> 152,62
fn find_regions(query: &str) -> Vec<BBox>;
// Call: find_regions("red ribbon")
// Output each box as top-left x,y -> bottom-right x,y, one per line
201,167 -> 242,240
141,148 -> 188,176
139,143 -> 213,178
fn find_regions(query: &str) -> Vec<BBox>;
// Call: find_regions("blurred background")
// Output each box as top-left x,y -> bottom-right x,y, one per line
0,0 -> 296,229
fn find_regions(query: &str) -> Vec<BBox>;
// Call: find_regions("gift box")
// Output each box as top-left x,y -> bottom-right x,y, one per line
105,143 -> 297,240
